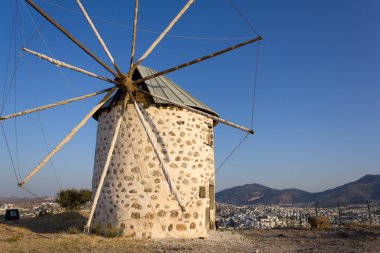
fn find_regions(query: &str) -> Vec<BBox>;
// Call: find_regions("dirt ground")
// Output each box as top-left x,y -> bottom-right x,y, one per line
0,212 -> 379,252
241,227 -> 380,252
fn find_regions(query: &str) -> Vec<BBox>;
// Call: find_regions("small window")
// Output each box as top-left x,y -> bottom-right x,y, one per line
204,123 -> 214,147
199,186 -> 206,198
209,184 -> 215,210
207,133 -> 214,147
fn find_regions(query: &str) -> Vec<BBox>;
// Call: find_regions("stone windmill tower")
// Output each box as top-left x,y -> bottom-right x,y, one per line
91,65 -> 219,238
2,0 -> 261,238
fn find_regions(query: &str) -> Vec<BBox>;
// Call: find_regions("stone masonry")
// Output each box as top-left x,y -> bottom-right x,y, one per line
92,102 -> 216,238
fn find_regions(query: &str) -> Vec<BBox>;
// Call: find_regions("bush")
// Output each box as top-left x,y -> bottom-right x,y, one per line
68,226 -> 80,234
90,223 -> 123,238
56,188 -> 91,210
307,216 -> 331,230
5,235 -> 20,242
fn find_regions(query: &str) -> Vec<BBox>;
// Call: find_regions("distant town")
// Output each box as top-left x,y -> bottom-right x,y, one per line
1,201 -> 379,230
216,202 -> 380,229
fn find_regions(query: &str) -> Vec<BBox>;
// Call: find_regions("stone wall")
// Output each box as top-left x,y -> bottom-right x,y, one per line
92,103 -> 215,238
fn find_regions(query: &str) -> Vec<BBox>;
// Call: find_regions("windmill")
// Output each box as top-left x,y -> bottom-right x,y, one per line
1,0 -> 262,238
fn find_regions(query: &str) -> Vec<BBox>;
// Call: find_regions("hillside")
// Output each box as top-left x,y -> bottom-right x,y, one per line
216,174 -> 380,205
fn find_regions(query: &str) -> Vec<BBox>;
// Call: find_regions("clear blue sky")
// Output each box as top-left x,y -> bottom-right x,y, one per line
1,0 -> 379,197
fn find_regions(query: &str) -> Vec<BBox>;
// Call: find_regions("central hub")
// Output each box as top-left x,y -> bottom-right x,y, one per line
115,75 -> 136,93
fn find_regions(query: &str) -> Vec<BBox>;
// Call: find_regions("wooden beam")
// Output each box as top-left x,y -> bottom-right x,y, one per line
0,88 -> 112,121
25,0 -> 118,77
76,0 -> 123,75
134,36 -> 262,85
129,0 -> 139,71
128,90 -> 186,211
85,96 -> 127,233
138,89 -> 254,134
17,87 -> 118,187
129,0 -> 194,75
22,48 -> 116,84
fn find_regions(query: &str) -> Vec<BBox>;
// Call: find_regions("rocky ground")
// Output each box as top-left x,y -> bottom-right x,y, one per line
241,226 -> 380,252
0,212 -> 379,252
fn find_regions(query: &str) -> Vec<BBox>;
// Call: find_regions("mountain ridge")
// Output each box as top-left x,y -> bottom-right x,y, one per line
216,174 -> 380,205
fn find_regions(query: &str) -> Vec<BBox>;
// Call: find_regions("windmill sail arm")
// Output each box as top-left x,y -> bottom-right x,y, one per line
17,87 -> 118,187
85,97 -> 127,232
76,0 -> 122,75
22,48 -> 116,84
25,0 -> 118,77
0,88 -> 112,121
138,89 -> 254,134
127,90 -> 186,211
133,36 -> 262,85
129,0 -> 139,71
129,0 -> 194,75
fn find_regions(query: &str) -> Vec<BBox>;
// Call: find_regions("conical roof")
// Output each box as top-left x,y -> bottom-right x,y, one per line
93,65 -> 218,120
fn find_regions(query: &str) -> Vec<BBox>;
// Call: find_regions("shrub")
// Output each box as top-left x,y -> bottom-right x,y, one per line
56,188 -> 91,210
5,235 -> 20,242
307,216 -> 331,230
89,224 -> 102,235
103,225 -> 123,238
68,226 -> 81,234
90,223 -> 123,238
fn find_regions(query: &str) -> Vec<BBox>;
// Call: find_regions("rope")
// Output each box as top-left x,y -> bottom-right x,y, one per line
1,5 -> 19,116
18,0 -> 63,190
1,0 -> 73,114
1,4 -> 17,107
115,132 -> 250,224
23,0 -> 66,47
36,113 -> 63,190
227,0 -> 261,129
20,0 -> 76,94
1,0 -> 67,113
1,0 -> 259,229
1,3 -> 20,185
250,42 -> 260,129
20,186 -> 45,201
228,0 -> 259,36
130,119 -> 174,238
183,133 -> 250,209
14,3 -> 22,181
39,0 -> 252,42
1,122 -> 19,184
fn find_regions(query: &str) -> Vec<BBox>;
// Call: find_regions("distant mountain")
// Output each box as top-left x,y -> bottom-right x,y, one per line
313,175 -> 380,204
216,174 -> 380,205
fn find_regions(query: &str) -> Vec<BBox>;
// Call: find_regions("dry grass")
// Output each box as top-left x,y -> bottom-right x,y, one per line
1,211 -> 379,253
0,211 -> 252,252
343,222 -> 380,229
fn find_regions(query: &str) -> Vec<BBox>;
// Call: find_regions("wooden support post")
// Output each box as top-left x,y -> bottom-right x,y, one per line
337,201 -> 342,226
128,90 -> 186,212
17,87 -> 118,187
315,202 -> 318,217
133,36 -> 262,85
85,96 -> 127,233
367,200 -> 372,225
299,210 -> 302,227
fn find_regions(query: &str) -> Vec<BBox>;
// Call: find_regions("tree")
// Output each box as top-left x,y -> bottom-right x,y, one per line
56,188 -> 91,210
